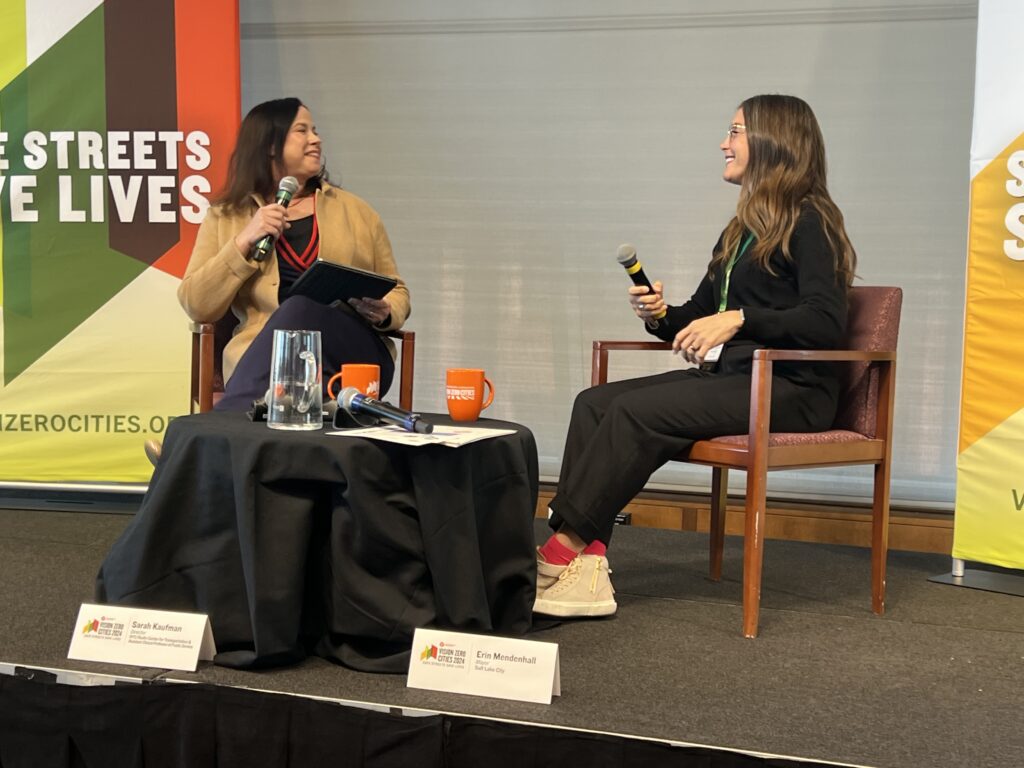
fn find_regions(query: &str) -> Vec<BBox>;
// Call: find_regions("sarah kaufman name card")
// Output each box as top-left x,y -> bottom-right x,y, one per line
407,628 -> 560,705
68,603 -> 216,672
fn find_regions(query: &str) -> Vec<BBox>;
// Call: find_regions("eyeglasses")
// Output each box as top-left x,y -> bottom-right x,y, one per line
725,124 -> 746,141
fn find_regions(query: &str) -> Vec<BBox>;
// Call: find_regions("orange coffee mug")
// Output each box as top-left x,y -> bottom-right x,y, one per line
327,363 -> 381,400
446,368 -> 494,421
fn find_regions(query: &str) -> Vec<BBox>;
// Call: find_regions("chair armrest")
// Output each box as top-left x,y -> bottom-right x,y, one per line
593,341 -> 672,351
591,340 -> 673,386
756,349 -> 896,363
190,321 -> 216,335
190,322 -> 218,414
749,347 -> 897,451
590,342 -> 898,449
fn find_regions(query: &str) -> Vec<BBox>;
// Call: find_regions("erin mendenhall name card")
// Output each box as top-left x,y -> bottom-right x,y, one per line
407,628 -> 560,705
67,603 -> 216,672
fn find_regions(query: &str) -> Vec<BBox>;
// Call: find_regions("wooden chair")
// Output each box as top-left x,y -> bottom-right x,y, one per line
189,314 -> 416,413
591,286 -> 902,637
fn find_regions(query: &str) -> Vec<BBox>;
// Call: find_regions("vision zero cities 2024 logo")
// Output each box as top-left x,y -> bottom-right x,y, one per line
81,616 -> 125,640
81,615 -> 186,642
419,641 -> 468,668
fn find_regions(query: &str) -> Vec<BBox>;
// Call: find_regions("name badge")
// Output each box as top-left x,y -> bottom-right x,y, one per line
408,627 -> 560,704
68,603 -> 216,672
703,343 -> 724,362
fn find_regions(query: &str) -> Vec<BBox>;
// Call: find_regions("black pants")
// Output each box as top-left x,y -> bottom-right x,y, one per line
216,295 -> 395,412
548,368 -> 837,546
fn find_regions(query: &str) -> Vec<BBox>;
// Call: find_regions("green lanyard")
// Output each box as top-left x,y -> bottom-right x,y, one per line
718,232 -> 755,312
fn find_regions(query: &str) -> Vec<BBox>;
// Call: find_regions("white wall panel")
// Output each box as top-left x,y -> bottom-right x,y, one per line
238,1 -> 977,506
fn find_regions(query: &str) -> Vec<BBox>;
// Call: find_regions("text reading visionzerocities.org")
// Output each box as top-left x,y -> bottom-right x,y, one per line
0,413 -> 177,434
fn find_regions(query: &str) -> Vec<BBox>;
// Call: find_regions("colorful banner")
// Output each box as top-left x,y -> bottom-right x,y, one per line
0,0 -> 239,483
954,0 -> 1024,568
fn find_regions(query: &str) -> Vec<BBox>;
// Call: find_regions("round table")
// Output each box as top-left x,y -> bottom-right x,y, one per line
97,410 -> 539,673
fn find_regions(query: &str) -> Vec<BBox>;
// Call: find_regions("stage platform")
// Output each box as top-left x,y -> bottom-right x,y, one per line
0,506 -> 1021,767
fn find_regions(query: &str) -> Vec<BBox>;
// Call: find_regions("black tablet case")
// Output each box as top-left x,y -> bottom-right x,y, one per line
288,261 -> 397,304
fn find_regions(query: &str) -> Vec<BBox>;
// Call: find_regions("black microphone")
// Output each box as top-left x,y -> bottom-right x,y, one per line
339,387 -> 434,434
616,243 -> 667,325
251,176 -> 300,262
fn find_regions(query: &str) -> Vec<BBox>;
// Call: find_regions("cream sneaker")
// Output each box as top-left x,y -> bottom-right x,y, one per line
533,553 -> 617,618
536,548 -> 569,600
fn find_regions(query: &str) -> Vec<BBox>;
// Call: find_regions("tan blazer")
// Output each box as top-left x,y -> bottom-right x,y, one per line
177,184 -> 410,382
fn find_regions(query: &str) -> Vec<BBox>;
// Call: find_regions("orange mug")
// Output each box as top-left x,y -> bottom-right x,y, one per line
446,368 -> 494,421
327,363 -> 381,400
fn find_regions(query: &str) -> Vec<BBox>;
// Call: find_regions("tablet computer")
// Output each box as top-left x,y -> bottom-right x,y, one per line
288,261 -> 398,305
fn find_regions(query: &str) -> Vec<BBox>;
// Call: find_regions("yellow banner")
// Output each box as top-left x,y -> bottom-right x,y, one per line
954,2 -> 1024,567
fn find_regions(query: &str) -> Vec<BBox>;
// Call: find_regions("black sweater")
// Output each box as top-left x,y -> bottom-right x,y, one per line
649,209 -> 848,394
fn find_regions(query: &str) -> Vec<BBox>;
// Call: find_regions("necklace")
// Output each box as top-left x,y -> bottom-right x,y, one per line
286,194 -> 315,219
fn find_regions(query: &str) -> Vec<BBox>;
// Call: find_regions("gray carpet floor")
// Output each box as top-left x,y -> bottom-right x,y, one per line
0,508 -> 1021,768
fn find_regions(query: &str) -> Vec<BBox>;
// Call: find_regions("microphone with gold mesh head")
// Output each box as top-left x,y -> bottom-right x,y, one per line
616,244 -> 666,328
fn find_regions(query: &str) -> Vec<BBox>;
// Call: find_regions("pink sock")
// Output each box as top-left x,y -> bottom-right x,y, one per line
583,540 -> 607,557
538,536 -> 579,566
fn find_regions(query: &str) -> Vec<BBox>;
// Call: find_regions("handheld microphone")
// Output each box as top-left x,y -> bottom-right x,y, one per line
251,176 -> 300,262
617,244 -> 667,320
617,244 -> 667,327
339,387 -> 434,434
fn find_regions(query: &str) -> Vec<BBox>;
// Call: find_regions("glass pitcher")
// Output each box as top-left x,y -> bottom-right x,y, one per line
267,329 -> 322,431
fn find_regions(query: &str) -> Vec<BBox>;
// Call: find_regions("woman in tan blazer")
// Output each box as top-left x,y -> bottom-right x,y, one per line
177,97 -> 410,412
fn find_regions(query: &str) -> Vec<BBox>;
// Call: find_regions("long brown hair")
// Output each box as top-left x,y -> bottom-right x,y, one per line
216,97 -> 327,212
713,94 -> 856,288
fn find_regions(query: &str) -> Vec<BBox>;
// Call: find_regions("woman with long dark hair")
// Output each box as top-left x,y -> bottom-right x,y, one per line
534,94 -> 856,618
177,97 -> 409,412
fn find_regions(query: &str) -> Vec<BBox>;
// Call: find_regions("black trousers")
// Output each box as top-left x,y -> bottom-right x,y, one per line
217,295 -> 395,412
548,368 -> 837,546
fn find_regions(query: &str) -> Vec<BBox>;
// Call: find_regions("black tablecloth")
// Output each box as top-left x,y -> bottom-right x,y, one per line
96,411 -> 539,673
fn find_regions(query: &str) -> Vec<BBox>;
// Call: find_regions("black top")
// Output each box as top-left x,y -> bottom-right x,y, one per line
650,208 -> 848,392
276,214 -> 319,297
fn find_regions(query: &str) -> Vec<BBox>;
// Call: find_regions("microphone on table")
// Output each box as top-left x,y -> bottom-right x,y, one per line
339,387 -> 434,434
616,243 -> 667,329
251,176 -> 300,262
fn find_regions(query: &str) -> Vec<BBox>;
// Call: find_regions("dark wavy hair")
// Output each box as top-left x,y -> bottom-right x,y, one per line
215,97 -> 327,212
713,94 -> 856,289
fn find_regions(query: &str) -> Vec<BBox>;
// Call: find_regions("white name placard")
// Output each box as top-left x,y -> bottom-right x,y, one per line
67,603 -> 216,672
407,628 -> 560,705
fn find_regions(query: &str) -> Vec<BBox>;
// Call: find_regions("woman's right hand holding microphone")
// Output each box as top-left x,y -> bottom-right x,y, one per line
630,280 -> 665,322
234,203 -> 289,257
